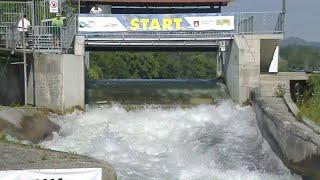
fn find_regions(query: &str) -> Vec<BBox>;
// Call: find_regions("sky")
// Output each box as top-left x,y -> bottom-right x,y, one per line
222,0 -> 320,42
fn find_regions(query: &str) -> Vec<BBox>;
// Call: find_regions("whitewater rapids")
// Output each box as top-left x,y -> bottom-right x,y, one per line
41,101 -> 301,180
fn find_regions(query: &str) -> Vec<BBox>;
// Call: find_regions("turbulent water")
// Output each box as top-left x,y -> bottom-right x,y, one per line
41,101 -> 301,180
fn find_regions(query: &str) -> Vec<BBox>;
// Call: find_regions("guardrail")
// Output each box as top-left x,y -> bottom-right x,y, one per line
33,26 -> 60,52
238,12 -> 284,34
62,14 -> 77,52
5,25 -> 20,50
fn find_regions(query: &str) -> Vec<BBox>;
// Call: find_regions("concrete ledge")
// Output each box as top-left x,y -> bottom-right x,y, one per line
0,141 -> 117,180
251,90 -> 320,178
252,91 -> 320,161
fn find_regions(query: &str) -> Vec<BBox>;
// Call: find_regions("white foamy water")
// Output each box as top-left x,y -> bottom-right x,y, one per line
41,101 -> 301,180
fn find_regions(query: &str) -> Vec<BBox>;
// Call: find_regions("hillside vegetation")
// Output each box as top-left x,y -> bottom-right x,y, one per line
279,45 -> 320,71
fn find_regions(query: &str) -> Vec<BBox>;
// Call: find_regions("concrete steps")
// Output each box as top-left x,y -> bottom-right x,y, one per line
259,72 -> 308,97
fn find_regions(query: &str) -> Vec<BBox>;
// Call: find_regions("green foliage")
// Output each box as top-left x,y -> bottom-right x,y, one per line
298,74 -> 320,125
88,52 -> 217,80
88,64 -> 103,80
280,45 -> 320,71
278,57 -> 289,72
274,84 -> 286,98
41,152 -> 49,160
0,133 -> 6,142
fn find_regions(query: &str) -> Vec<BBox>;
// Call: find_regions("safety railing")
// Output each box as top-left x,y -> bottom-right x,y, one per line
33,26 -> 63,53
237,11 -> 284,34
0,1 -> 33,26
0,26 -> 8,47
0,0 -> 61,26
82,31 -> 237,41
5,25 -> 20,50
62,14 -> 77,52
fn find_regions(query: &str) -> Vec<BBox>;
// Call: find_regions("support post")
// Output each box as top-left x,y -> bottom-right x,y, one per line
21,12 -> 28,106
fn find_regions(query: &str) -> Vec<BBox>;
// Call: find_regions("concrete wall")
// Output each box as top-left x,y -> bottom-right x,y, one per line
0,52 -> 33,105
30,54 -> 85,111
224,38 -> 240,102
260,72 -> 308,97
224,34 -> 283,103
251,91 -> 320,178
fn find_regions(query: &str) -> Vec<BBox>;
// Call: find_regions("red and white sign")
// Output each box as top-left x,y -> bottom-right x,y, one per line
50,0 -> 59,13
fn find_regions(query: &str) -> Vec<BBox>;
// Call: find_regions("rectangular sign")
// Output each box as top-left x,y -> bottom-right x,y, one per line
50,0 -> 59,13
0,168 -> 102,180
78,13 -> 235,32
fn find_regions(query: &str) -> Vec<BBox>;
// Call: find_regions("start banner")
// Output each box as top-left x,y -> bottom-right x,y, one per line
0,168 -> 102,180
78,13 -> 235,32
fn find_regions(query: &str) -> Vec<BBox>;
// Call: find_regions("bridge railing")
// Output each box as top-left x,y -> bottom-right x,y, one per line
82,31 -> 237,41
237,11 -> 284,34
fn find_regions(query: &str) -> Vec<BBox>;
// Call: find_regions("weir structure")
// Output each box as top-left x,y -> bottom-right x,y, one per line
0,0 -> 308,110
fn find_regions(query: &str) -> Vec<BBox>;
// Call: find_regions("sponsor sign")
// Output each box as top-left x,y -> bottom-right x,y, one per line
0,168 -> 102,180
78,13 -> 235,32
50,0 -> 59,13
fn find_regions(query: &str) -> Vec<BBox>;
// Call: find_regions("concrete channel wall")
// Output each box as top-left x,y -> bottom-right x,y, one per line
251,91 -> 320,178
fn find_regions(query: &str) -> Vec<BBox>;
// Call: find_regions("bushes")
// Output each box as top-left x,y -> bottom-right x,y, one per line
274,84 -> 286,98
88,51 -> 217,80
298,74 -> 320,125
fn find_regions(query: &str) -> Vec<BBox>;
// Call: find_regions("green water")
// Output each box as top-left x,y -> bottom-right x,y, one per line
86,79 -> 228,105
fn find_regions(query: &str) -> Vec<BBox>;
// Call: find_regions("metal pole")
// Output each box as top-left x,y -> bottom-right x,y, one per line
78,0 -> 81,14
20,10 -> 28,106
282,0 -> 286,33
21,12 -> 28,106
282,0 -> 286,14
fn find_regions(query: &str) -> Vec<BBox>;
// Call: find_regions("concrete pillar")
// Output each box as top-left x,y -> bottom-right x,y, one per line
28,36 -> 86,111
74,36 -> 85,56
224,34 -> 283,104
31,54 -> 85,111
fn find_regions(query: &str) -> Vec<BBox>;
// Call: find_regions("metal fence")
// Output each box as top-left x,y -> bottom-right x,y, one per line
5,25 -> 20,49
0,26 -> 8,47
62,14 -> 77,52
0,1 -> 33,26
237,11 -> 284,34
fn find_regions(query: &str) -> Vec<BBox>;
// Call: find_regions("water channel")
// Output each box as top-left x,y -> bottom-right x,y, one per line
41,80 -> 301,180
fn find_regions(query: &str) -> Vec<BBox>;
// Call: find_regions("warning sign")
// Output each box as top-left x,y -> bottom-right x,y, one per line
50,0 -> 59,13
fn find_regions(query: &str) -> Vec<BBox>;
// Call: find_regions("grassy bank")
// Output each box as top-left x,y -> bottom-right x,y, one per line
298,74 -> 320,125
